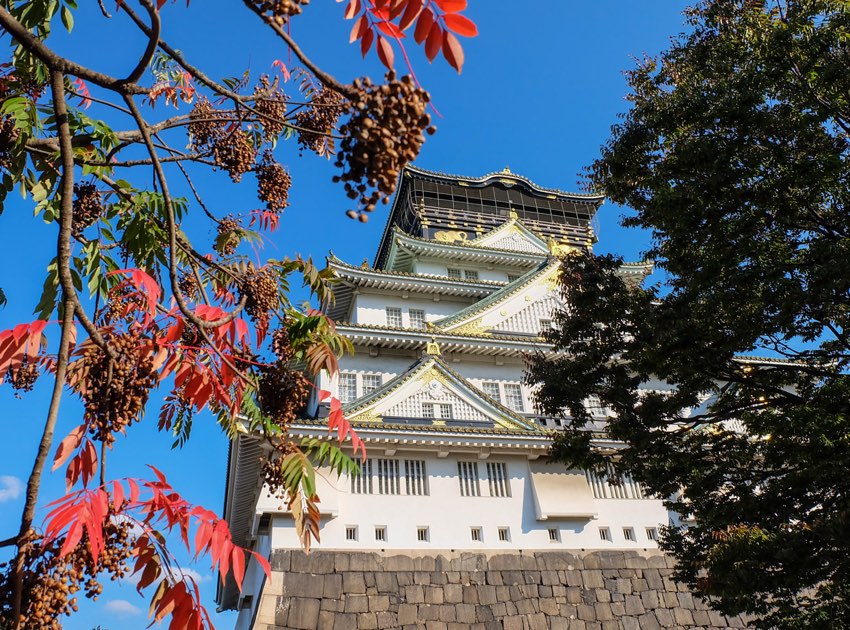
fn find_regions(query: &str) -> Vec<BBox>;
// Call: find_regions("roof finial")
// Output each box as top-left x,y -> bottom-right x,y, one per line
426,339 -> 441,356
502,166 -> 511,173
508,206 -> 518,220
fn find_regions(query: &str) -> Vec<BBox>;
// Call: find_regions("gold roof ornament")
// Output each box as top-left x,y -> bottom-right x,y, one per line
507,207 -> 519,220
434,229 -> 468,244
547,237 -> 578,257
502,166 -> 511,173
426,340 -> 442,356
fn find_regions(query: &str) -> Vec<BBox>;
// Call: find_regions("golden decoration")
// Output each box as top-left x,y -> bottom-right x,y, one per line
547,237 -> 578,256
508,208 -> 518,219
425,341 -> 441,356
434,230 -> 468,244
351,410 -> 383,424
449,319 -> 489,337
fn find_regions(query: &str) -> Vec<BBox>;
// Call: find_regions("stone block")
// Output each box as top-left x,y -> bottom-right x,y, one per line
320,597 -> 344,612
577,604 -> 596,621
281,572 -> 324,598
640,589 -> 659,609
489,554 -> 523,571
486,571 -> 503,586
598,552 -> 626,569
539,585 -> 553,598
477,585 -> 497,605
643,568 -> 664,590
414,571 -> 431,585
445,571 -> 461,584
661,591 -> 679,608
708,610 -> 727,626
615,578 -> 632,595
569,621 -> 587,630
610,601 -> 625,617
523,570 -> 542,584
624,555 -> 648,569
502,570 -> 524,585
692,609 -> 711,626
416,556 -> 436,572
654,607 -> 674,627
425,586 -> 444,604
438,604 -> 457,622
463,585 -> 479,604
674,607 -> 695,625
583,570 -> 604,588
460,553 -> 487,572
397,571 -> 413,586
637,612 -> 662,630
419,604 -> 439,620
332,612 -> 358,630
323,574 -> 342,599
566,587 -> 583,604
550,618 -> 570,630
342,572 -> 366,595
540,598 -> 559,615
595,588 -> 611,603
398,603 -> 418,625
647,555 -> 668,568
444,583 -> 463,603
527,612 -> 548,630
582,554 -> 603,569
270,550 -> 291,572
369,594 -> 390,612
621,617 -> 641,630
286,597 -> 320,629
405,584 -> 424,603
601,621 -> 620,630
565,570 -> 583,586
359,612 -> 378,629
349,553 -> 380,572
677,591 -> 694,609
541,570 -> 560,585
376,611 -> 398,628
469,571 -> 486,585
425,621 -> 448,630
535,551 -> 579,570
594,602 -> 614,622
632,578 -> 648,592
344,594 -> 368,614
333,553 -> 350,572
305,551 -> 335,574
375,571 -> 398,593
624,594 -> 645,616
503,617 -> 524,630
431,572 -> 448,585
456,603 -> 476,624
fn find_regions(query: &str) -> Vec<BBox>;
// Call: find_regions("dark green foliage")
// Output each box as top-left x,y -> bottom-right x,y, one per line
526,1 -> 850,627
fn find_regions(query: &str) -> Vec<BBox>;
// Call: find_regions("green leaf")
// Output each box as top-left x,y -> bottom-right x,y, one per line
60,4 -> 73,32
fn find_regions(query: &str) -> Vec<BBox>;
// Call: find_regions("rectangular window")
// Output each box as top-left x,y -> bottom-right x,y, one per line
507,274 -> 520,283
539,318 -> 553,331
437,403 -> 452,419
498,527 -> 510,542
503,384 -> 525,412
376,458 -> 400,495
417,527 -> 429,542
458,461 -> 481,497
486,462 -> 510,498
548,528 -> 560,542
345,526 -> 358,541
351,459 -> 373,494
623,527 -> 636,542
386,307 -> 403,327
464,270 -> 479,281
375,526 -> 386,542
405,460 -> 428,496
481,382 -> 501,402
599,527 -> 612,542
470,527 -> 483,542
339,372 -> 358,403
646,528 -> 658,542
362,374 -> 382,395
447,268 -> 462,280
585,395 -> 611,417
422,402 -> 435,418
409,309 -> 426,329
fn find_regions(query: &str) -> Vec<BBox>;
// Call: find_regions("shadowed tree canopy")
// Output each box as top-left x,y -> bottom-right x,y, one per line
526,1 -> 850,627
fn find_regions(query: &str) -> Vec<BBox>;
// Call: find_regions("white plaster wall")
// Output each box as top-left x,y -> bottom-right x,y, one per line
263,453 -> 667,553
234,532 -> 271,630
413,258 -> 527,284
353,291 -> 474,326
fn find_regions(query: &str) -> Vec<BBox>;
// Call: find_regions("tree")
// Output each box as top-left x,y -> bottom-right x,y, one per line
525,1 -> 850,627
0,0 -> 478,627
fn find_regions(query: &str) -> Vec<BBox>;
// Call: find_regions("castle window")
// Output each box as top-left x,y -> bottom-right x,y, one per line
623,527 -> 636,542
417,527 -> 429,542
585,466 -> 647,500
458,461 -> 481,497
409,309 -> 426,329
375,526 -> 386,542
504,384 -> 525,412
339,372 -> 357,403
386,307 -> 403,327
376,458 -> 400,495
405,460 -> 428,496
646,527 -> 658,542
548,528 -> 560,542
585,395 -> 612,418
481,381 -> 501,402
498,527 -> 510,542
350,459 -> 373,494
599,527 -> 612,542
464,270 -> 479,281
447,268 -> 462,280
345,526 -> 358,541
362,374 -> 382,395
422,402 -> 452,419
486,462 -> 510,497
470,527 -> 483,542
539,318 -> 553,331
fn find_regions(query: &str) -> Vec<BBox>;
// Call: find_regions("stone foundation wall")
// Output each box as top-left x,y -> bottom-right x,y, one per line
251,549 -> 748,630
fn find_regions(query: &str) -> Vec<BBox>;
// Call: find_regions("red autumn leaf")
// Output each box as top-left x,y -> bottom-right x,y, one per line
443,13 -> 477,37
52,424 -> 85,471
231,547 -> 245,591
349,14 -> 368,43
109,268 -> 160,322
399,0 -> 422,30
425,22 -> 442,61
0,320 -> 47,383
73,77 -> 92,109
376,35 -> 395,69
434,0 -> 467,12
343,0 -> 360,19
112,479 -> 125,508
388,0 -> 407,20
413,6 -> 433,43
271,59 -> 290,82
441,30 -> 464,72
375,17 -> 404,39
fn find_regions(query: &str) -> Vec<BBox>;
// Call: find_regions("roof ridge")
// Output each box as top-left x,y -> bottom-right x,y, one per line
392,226 -> 550,259
329,257 -> 508,286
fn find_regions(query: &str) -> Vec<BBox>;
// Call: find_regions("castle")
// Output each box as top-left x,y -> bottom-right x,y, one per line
219,167 -> 747,629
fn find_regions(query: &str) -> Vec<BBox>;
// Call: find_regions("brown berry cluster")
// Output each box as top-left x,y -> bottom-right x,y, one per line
9,360 -> 38,395
262,440 -> 300,499
250,0 -> 310,23
0,115 -> 18,171
258,364 -> 310,426
177,271 -> 200,302
72,182 -> 104,235
336,72 -> 435,221
241,266 -> 279,327
270,326 -> 294,362
215,216 -> 242,257
295,87 -> 346,155
188,97 -> 225,150
213,130 -> 257,183
0,522 -> 133,629
80,332 -> 158,446
254,76 -> 288,140
101,284 -> 147,324
255,151 -> 292,212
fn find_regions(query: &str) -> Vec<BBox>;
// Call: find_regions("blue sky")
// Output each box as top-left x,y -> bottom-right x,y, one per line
0,1 -> 689,628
